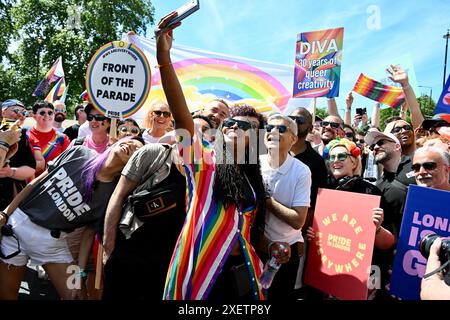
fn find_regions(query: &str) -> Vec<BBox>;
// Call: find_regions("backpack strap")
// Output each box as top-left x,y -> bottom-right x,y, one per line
74,136 -> 86,146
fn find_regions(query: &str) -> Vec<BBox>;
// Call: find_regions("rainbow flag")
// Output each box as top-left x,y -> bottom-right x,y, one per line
352,73 -> 405,108
44,77 -> 66,103
80,90 -> 89,101
33,56 -> 65,97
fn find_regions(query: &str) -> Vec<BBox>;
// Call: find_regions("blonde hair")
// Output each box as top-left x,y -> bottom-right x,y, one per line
142,100 -> 173,130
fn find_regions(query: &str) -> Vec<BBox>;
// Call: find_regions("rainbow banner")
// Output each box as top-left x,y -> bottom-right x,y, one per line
293,28 -> 344,98
352,73 -> 405,109
33,56 -> 65,97
44,77 -> 66,103
122,33 -> 311,123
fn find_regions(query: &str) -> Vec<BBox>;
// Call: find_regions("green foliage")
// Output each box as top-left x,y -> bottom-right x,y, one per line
0,0 -> 154,114
379,95 -> 436,131
315,107 -> 329,120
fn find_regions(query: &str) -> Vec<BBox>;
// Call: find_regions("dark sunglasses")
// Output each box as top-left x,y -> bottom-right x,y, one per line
223,118 -> 253,131
288,115 -> 305,125
87,114 -> 108,122
153,110 -> 171,118
266,124 -> 289,133
321,121 -> 340,129
38,110 -> 54,116
369,139 -> 387,151
391,124 -> 412,134
411,161 -> 438,173
345,132 -> 354,138
119,126 -> 140,135
357,139 -> 365,144
329,153 -> 352,162
12,108 -> 28,116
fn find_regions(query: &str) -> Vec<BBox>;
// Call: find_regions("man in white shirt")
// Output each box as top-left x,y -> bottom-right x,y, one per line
260,114 -> 311,300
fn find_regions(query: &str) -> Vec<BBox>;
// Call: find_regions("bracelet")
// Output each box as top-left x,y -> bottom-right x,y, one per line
0,211 -> 9,223
0,140 -> 10,149
10,167 -> 16,178
402,84 -> 411,90
155,62 -> 172,69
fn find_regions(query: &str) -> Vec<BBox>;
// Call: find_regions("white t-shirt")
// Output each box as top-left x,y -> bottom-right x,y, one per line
77,121 -> 92,138
260,154 -> 311,244
142,129 -> 176,144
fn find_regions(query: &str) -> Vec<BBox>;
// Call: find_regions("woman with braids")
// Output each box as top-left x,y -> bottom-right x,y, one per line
155,14 -> 289,301
0,137 -> 144,299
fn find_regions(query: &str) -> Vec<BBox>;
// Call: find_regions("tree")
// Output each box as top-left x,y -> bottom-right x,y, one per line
0,0 -> 154,114
379,95 -> 436,131
315,107 -> 328,120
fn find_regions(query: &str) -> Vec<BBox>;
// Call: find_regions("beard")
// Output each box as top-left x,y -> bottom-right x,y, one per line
54,113 -> 66,123
375,151 -> 392,164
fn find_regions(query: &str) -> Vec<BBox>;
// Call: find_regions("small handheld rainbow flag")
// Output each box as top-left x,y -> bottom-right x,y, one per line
33,56 -> 65,97
44,77 -> 66,103
352,73 -> 405,108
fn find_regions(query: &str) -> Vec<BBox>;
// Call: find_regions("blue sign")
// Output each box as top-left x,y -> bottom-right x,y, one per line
390,185 -> 450,300
435,74 -> 450,115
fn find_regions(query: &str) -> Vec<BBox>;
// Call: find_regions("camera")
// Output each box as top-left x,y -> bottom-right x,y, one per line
356,108 -> 367,116
420,233 -> 450,285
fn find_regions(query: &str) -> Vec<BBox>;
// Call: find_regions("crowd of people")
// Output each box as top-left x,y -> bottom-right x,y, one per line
0,15 -> 449,301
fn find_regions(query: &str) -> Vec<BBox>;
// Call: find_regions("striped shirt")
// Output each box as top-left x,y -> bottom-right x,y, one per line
163,133 -> 265,300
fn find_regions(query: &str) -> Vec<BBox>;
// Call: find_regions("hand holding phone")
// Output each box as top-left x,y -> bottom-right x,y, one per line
155,0 -> 200,36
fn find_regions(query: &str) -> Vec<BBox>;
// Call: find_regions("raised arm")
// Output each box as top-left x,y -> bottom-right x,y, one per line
344,92 -> 353,126
371,103 -> 380,128
327,97 -> 341,120
387,65 -> 424,129
155,13 -> 194,137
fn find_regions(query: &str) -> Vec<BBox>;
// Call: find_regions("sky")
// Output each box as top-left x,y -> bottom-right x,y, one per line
149,0 -> 450,118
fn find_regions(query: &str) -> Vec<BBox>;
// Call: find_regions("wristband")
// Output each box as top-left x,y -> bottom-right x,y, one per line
0,211 -> 9,223
10,168 -> 16,178
401,84 -> 411,90
0,140 -> 10,149
156,62 -> 172,69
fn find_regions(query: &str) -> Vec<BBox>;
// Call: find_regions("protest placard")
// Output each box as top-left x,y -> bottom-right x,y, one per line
435,74 -> 450,115
390,185 -> 450,300
304,188 -> 379,300
293,27 -> 344,98
85,40 -> 151,119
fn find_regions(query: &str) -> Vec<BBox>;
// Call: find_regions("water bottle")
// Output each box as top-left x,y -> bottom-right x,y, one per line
260,243 -> 287,289
260,256 -> 281,289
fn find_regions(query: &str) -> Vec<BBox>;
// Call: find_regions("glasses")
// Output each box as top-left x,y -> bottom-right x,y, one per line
288,115 -> 305,125
153,110 -> 171,118
321,121 -> 340,129
411,162 -> 438,173
345,132 -> 354,138
12,108 -> 28,117
54,108 -> 66,113
391,124 -> 413,134
357,139 -> 365,144
87,114 -> 107,122
38,110 -> 54,116
223,118 -> 253,131
369,139 -> 387,151
119,126 -> 140,135
329,153 -> 352,162
266,124 -> 289,133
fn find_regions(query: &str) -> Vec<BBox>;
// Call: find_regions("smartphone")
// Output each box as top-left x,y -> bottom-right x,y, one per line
0,119 -> 17,131
165,0 -> 200,28
356,108 -> 366,116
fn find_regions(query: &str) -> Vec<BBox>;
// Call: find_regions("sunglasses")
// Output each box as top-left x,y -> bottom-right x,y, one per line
369,139 -> 387,151
54,108 -> 66,113
119,126 -> 140,135
266,124 -> 289,133
345,132 -> 354,138
87,114 -> 107,122
391,124 -> 413,134
321,121 -> 340,129
329,153 -> 352,162
38,110 -> 54,116
13,108 -> 28,117
357,139 -> 365,144
288,115 -> 305,125
223,118 -> 253,131
153,110 -> 171,118
411,161 -> 438,173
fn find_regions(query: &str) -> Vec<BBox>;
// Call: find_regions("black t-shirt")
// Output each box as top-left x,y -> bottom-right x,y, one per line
396,155 -> 416,187
294,141 -> 328,209
376,170 -> 407,237
0,129 -> 37,210
64,123 -> 80,141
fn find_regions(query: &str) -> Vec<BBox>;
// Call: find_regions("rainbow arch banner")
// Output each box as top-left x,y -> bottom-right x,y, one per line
122,33 -> 311,124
